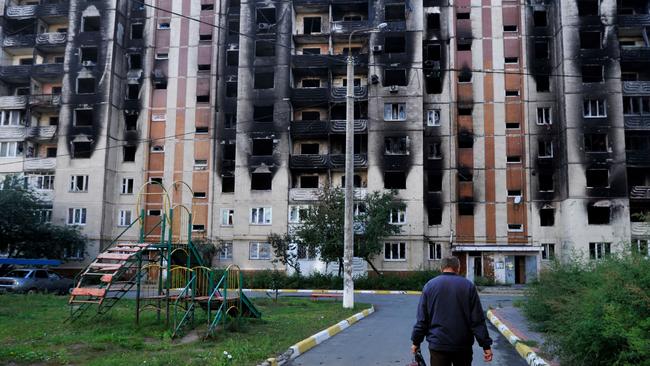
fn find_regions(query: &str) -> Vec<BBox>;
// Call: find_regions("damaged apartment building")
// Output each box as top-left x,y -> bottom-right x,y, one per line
0,0 -> 649,284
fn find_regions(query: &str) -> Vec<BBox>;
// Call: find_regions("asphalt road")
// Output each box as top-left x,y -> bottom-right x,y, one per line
290,293 -> 526,366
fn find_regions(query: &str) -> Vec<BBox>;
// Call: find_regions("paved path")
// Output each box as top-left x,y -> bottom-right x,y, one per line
291,294 -> 526,366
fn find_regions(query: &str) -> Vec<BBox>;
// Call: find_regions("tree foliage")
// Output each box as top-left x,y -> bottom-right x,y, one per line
269,232 -> 301,275
0,176 -> 87,261
291,185 -> 404,274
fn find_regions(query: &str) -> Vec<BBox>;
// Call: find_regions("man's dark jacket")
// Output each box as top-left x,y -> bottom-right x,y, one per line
411,272 -> 493,352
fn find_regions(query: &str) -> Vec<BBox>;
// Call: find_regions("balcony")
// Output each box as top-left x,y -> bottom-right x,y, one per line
627,150 -> 650,165
291,120 -> 329,138
0,126 -> 27,140
292,54 -> 331,69
35,32 -> 68,49
618,14 -> 650,28
330,119 -> 367,134
624,115 -> 650,130
331,20 -> 369,36
620,47 -> 650,62
329,153 -> 367,169
289,188 -> 320,201
31,63 -> 64,82
38,2 -> 69,18
29,94 -> 61,109
5,4 -> 37,19
622,81 -> 650,95
3,34 -> 35,49
630,186 -> 650,200
328,53 -> 368,69
24,157 -> 56,171
330,86 -> 368,102
631,222 -> 650,237
289,154 -> 329,170
26,126 -> 58,142
291,87 -> 329,103
0,95 -> 27,109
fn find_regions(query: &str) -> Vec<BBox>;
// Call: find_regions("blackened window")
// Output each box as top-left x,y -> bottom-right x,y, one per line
252,139 -> 273,156
426,44 -> 441,61
385,36 -> 406,53
588,205 -> 610,225
199,34 -> 212,41
256,8 -> 276,25
303,17 -> 321,34
586,169 -> 609,188
302,48 -> 321,55
539,172 -> 554,192
458,202 -> 474,216
198,64 -> 211,71
123,146 -> 136,162
255,41 -> 275,57
385,4 -> 405,21
223,144 -> 235,160
228,21 -> 239,35
197,94 -> 210,103
301,111 -> 320,120
81,47 -> 98,64
580,31 -> 601,49
254,106 -> 273,123
456,12 -> 470,19
127,84 -> 139,100
584,133 -> 608,152
74,109 -> 93,126
225,114 -> 237,128
582,65 -> 603,82
300,176 -> 319,188
131,23 -> 144,39
222,176 -> 234,193
533,11 -> 547,27
458,131 -> 473,148
77,77 -> 95,94
227,50 -> 238,66
458,169 -> 473,182
125,114 -> 138,131
540,208 -> 554,226
254,72 -> 274,89
201,4 -> 214,11
251,173 -> 272,190
129,54 -> 142,69
427,13 -> 440,30
226,82 -> 237,97
384,69 -> 407,86
46,147 -> 57,157
300,143 -> 319,155
73,142 -> 92,158
535,41 -> 549,59
384,171 -> 406,189
578,1 -> 599,16
428,173 -> 442,192
428,207 -> 442,225
458,69 -> 472,82
457,42 -> 471,51
536,75 -> 550,92
82,16 -> 100,32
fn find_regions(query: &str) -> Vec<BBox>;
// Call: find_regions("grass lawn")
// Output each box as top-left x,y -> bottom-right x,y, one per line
0,294 -> 367,365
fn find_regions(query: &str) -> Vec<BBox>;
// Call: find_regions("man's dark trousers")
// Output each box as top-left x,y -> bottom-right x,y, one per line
429,349 -> 473,366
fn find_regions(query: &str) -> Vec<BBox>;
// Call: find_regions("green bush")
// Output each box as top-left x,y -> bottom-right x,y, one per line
242,270 -> 441,291
523,255 -> 650,365
473,276 -> 495,287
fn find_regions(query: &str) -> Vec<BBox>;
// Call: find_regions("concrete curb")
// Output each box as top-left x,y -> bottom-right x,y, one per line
486,309 -> 550,366
258,306 -> 375,366
244,288 -> 422,295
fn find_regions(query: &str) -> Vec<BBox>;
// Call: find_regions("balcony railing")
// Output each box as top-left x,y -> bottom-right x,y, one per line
36,32 -> 68,47
624,115 -> 650,130
622,81 -> 650,95
2,34 -> 35,48
289,154 -> 329,169
24,157 -> 56,171
618,14 -> 650,28
289,188 -> 320,201
630,186 -> 650,200
330,86 -> 367,101
26,126 -> 58,141
291,87 -> 329,102
292,54 -> 331,68
627,150 -> 650,165
29,94 -> 61,108
329,153 -> 368,168
31,63 -> 64,81
0,126 -> 27,140
0,95 -> 27,109
631,222 -> 650,237
38,2 -> 69,17
330,119 -> 367,134
291,120 -> 329,138
620,47 -> 650,62
331,20 -> 369,34
5,4 -> 37,19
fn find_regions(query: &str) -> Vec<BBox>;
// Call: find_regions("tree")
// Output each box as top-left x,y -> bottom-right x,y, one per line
269,232 -> 301,275
291,185 -> 404,275
0,176 -> 87,265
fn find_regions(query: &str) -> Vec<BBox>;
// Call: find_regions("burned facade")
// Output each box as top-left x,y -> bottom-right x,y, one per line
0,0 -> 648,282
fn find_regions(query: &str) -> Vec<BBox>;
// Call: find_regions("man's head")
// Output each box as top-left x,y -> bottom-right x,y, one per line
441,256 -> 460,273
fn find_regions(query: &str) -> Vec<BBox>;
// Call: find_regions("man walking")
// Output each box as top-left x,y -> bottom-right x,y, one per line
411,256 -> 493,365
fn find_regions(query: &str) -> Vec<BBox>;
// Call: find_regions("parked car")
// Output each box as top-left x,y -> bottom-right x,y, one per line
0,269 -> 73,295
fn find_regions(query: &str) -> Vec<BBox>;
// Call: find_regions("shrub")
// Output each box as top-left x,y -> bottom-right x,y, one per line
523,255 -> 650,365
473,276 -> 495,287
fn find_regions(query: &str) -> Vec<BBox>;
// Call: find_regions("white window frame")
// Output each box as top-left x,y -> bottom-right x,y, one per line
0,110 -> 24,126
589,242 -> 611,260
219,242 -> 233,260
426,109 -> 441,126
632,239 -> 649,257
157,22 -> 171,30
541,243 -> 555,260
583,98 -> 606,118
121,178 -> 134,195
151,145 -> 164,152
538,140 -> 554,158
155,53 -> 169,60
221,208 -> 234,226
428,242 -> 442,260
0,141 -> 23,157
249,241 -> 271,260
507,224 -> 524,232
67,208 -> 87,225
536,107 -> 552,125
289,205 -> 309,224
384,103 -> 407,121
118,209 -> 132,227
33,174 -> 55,190
69,175 -> 89,192
389,208 -> 406,225
39,208 -> 52,223
64,243 -> 84,260
384,242 -> 406,261
250,207 -> 272,225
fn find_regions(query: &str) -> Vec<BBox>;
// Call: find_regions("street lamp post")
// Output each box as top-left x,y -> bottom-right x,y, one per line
343,23 -> 387,309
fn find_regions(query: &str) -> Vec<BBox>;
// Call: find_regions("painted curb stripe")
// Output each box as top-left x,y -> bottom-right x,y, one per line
289,306 -> 375,359
244,289 -> 423,295
487,310 -> 550,366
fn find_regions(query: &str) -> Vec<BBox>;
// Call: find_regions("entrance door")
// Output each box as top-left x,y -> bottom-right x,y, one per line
505,256 -> 515,284
514,256 -> 527,284
525,255 -> 538,283
467,256 -> 482,282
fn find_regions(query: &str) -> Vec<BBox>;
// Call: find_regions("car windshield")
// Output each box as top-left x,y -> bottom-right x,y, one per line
5,270 -> 31,278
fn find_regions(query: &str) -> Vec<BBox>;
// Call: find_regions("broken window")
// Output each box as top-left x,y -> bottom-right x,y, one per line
580,31 -> 601,49
255,41 -> 275,57
227,50 -> 238,66
458,202 -> 474,216
458,168 -> 473,182
425,44 -> 441,61
300,143 -> 319,155
458,131 -> 473,148
584,133 -> 608,152
301,111 -> 320,120
427,142 -> 442,159
456,12 -> 470,20
507,224 -> 523,232
251,173 -> 272,190
300,175 -> 319,188
256,8 -> 276,25
385,36 -> 406,53
158,22 -> 170,30
123,145 -> 136,162
303,17 -> 321,34
129,54 -> 142,69
222,176 -> 234,193
535,41 -> 549,59
582,65 -> 603,83
201,3 -> 214,11
81,47 -> 98,64
197,94 -> 210,103
254,72 -> 274,89
198,64 -> 211,71
226,82 -> 237,97
225,114 -> 237,128
77,77 -> 95,94
507,155 -> 521,163
82,16 -> 100,32
301,79 -> 321,88
384,171 -> 406,189
125,114 -> 138,131
508,189 -> 522,197
505,57 -> 519,64
457,42 -> 471,51
428,173 -> 442,192
254,105 -> 273,123
428,207 -> 443,225
72,142 -> 92,158
223,143 -> 235,160
385,4 -> 405,21
538,140 -> 553,158
584,99 -> 606,117
427,109 -> 441,126
384,103 -> 406,121
578,1 -> 599,16
539,172 -> 554,192
458,108 -> 472,116
506,122 -> 520,129
588,205 -> 610,225
302,48 -> 321,55
341,175 -> 362,188
540,208 -> 555,226
536,75 -> 550,92
533,11 -> 547,27
74,109 -> 93,126
589,242 -> 610,259
458,68 -> 472,83
384,69 -> 407,86
228,21 -> 239,35
252,139 -> 273,156
537,107 -> 552,125
506,90 -> 520,96
384,136 -> 409,155
503,25 -> 517,32
131,23 -> 144,39
127,84 -> 140,100
196,126 -> 209,134
427,13 -> 440,30
586,169 -> 609,188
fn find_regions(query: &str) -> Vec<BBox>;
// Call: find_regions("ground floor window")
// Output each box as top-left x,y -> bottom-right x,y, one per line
541,243 -> 555,260
632,239 -> 649,257
428,242 -> 442,260
384,242 -> 406,261
589,242 -> 610,260
219,242 -> 233,260
249,242 -> 271,260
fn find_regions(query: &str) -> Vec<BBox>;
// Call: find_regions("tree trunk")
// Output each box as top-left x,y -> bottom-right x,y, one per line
364,256 -> 381,276
338,257 -> 343,277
